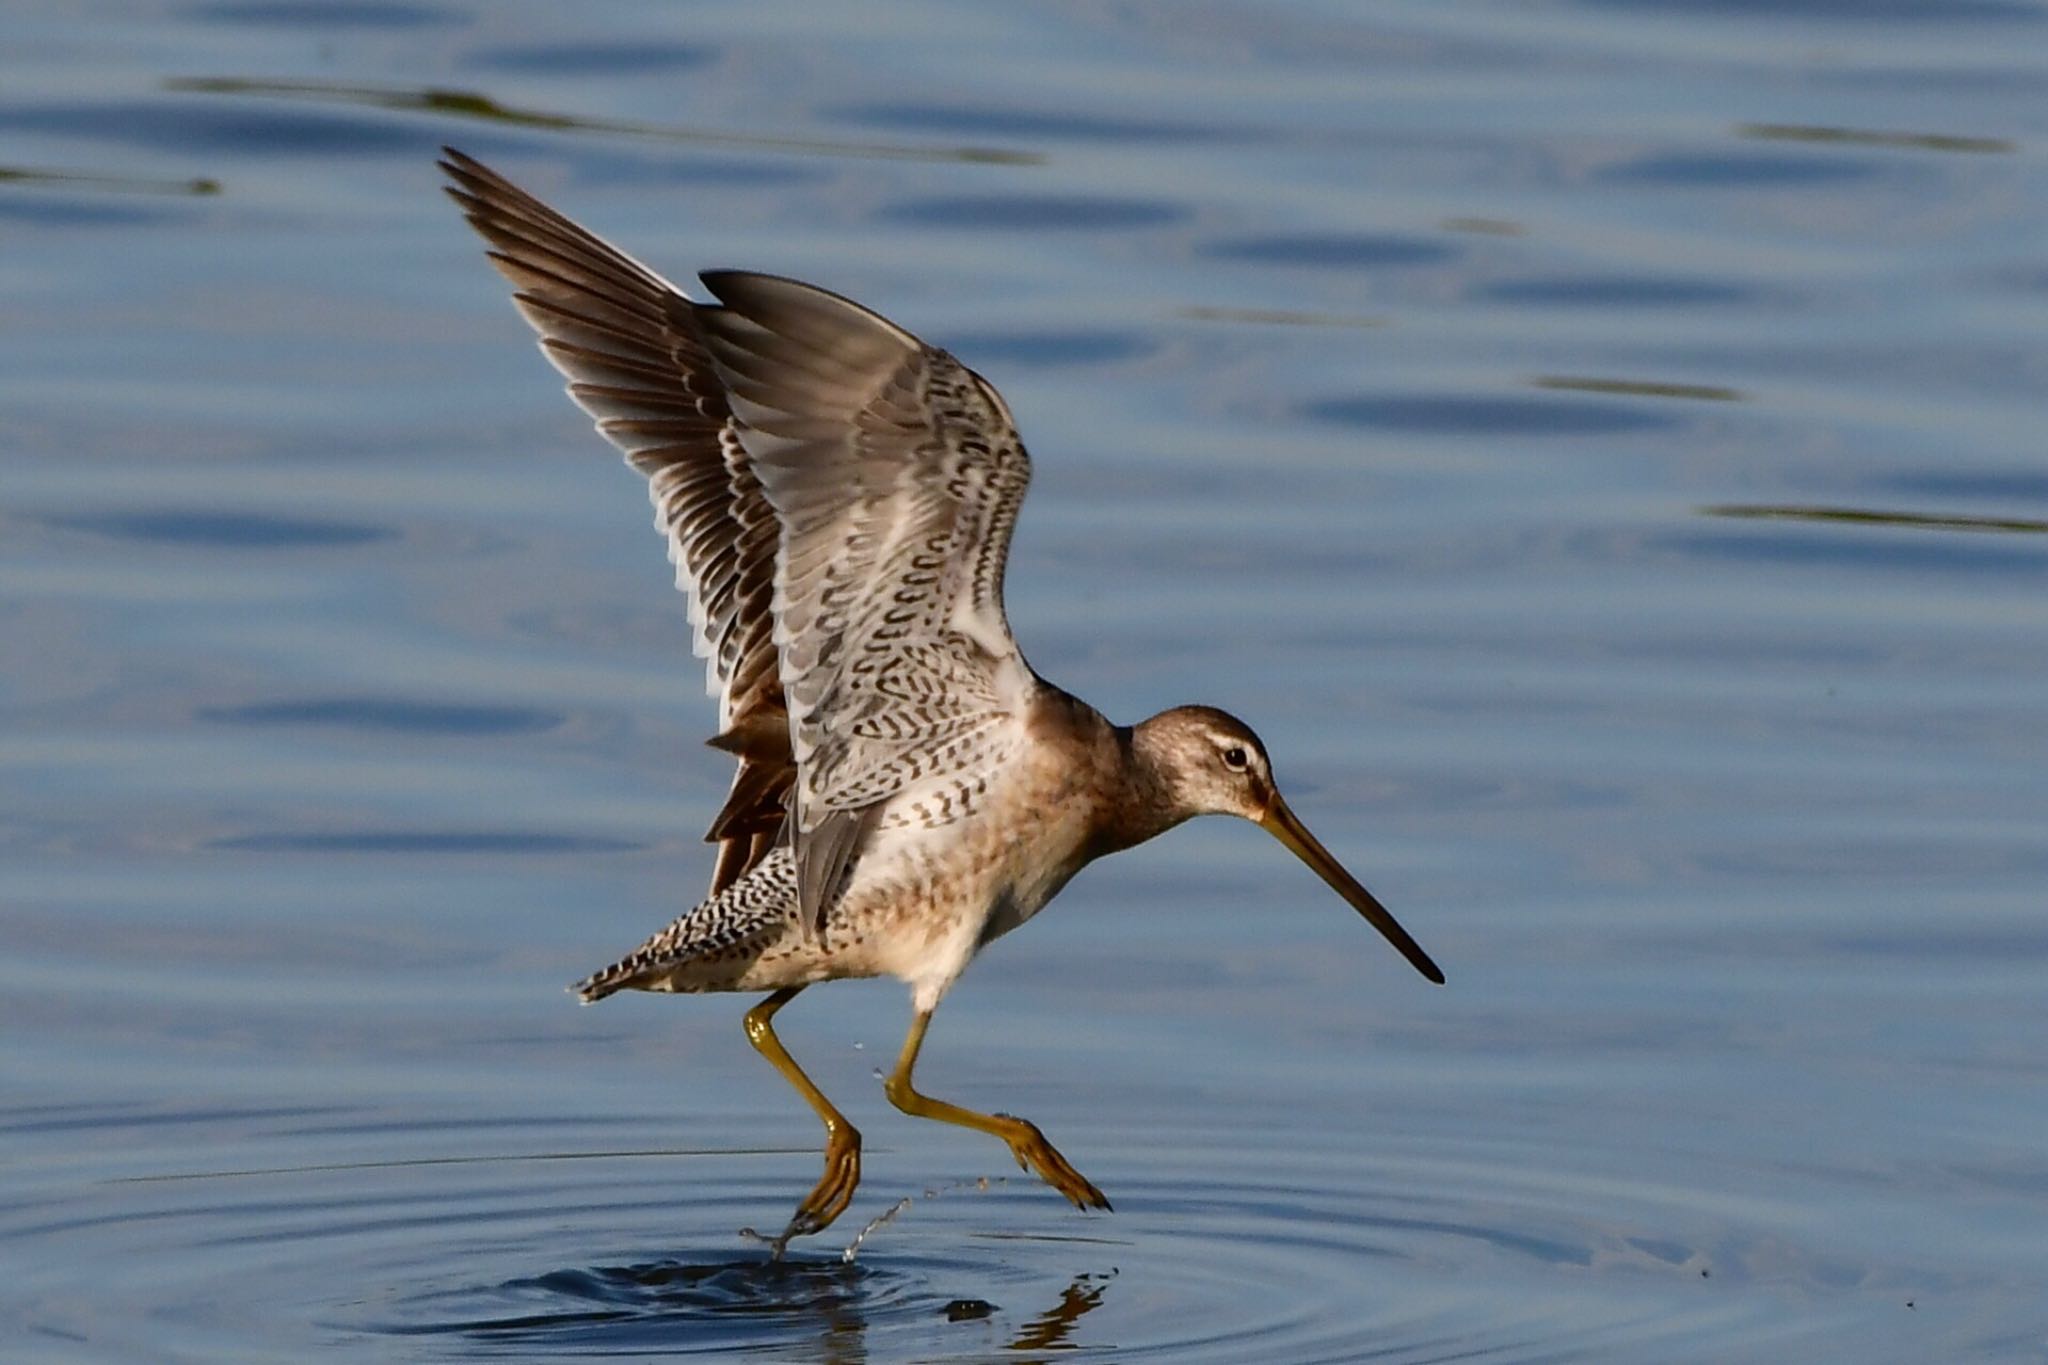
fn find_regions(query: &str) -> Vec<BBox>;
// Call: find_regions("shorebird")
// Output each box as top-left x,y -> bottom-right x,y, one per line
441,148 -> 1444,1250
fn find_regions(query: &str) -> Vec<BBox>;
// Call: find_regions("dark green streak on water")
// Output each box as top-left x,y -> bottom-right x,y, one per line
0,165 -> 221,194
1534,375 -> 1744,402
1738,123 -> 2015,155
164,77 -> 1043,165
1702,504 -> 2048,534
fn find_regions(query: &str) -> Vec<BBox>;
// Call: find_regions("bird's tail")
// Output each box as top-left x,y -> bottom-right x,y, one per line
568,848 -> 799,1004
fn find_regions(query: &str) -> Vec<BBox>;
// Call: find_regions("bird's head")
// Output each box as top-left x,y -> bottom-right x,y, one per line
1132,705 -> 1444,985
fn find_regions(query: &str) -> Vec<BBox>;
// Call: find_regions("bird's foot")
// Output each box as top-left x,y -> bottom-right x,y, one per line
995,1113 -> 1112,1212
799,1125 -> 863,1229
738,1221 -> 803,1262
743,1125 -> 862,1260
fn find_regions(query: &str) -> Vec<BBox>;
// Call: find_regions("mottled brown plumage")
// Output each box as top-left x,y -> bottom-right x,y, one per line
442,148 -> 1443,1255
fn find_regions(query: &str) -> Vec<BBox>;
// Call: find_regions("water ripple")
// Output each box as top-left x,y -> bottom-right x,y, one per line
462,41 -> 712,76
1308,393 -> 1674,436
0,97 -> 421,154
188,0 -> 459,26
1202,232 -> 1458,269
838,101 -> 1237,145
330,1146 -> 1862,1361
198,698 -> 565,736
210,830 -> 642,854
51,510 -> 394,547
1600,151 -> 1876,187
941,329 -> 1155,368
880,194 -> 1186,231
157,78 -> 1043,164
0,1045 -> 1993,1360
1478,276 -> 1754,308
1578,0 -> 2040,20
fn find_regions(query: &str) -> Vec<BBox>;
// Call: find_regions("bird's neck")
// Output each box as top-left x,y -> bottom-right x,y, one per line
1024,685 -> 1190,862
1088,717 -> 1195,857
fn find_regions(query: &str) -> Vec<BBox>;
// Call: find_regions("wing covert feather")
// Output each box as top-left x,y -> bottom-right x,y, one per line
694,271 -> 1037,929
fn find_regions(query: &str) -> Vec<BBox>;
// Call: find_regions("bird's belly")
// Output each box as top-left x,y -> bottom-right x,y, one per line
652,766 -> 1099,1006
816,820 -> 1079,1010
620,855 -> 1039,999
975,860 -> 1079,950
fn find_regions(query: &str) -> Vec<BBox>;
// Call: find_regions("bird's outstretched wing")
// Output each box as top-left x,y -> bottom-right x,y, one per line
439,149 -> 787,894
693,271 -> 1038,931
442,151 -> 1039,930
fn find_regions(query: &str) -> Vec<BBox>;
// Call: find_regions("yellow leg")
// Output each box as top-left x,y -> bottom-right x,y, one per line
883,1008 -> 1111,1212
743,986 -> 861,1239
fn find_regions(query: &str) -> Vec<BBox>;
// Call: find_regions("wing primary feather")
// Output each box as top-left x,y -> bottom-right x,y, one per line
441,148 -> 796,901
445,153 -> 1042,932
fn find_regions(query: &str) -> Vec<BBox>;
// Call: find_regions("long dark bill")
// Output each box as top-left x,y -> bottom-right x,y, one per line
1260,796 -> 1445,985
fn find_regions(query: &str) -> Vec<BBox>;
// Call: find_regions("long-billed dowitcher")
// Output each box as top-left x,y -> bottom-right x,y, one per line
441,148 -> 1443,1249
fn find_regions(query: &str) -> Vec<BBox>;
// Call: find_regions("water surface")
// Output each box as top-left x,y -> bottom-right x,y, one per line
5,1 -> 2047,1360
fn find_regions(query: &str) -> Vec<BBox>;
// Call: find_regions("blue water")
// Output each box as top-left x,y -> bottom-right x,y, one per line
4,2 -> 2047,1360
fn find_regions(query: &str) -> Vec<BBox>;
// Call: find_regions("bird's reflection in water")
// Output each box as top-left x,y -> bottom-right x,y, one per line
429,1255 -> 1116,1362
1009,1269 -> 1117,1359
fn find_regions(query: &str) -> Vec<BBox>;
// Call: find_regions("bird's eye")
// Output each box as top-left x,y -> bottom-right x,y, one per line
1221,746 -> 1249,772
